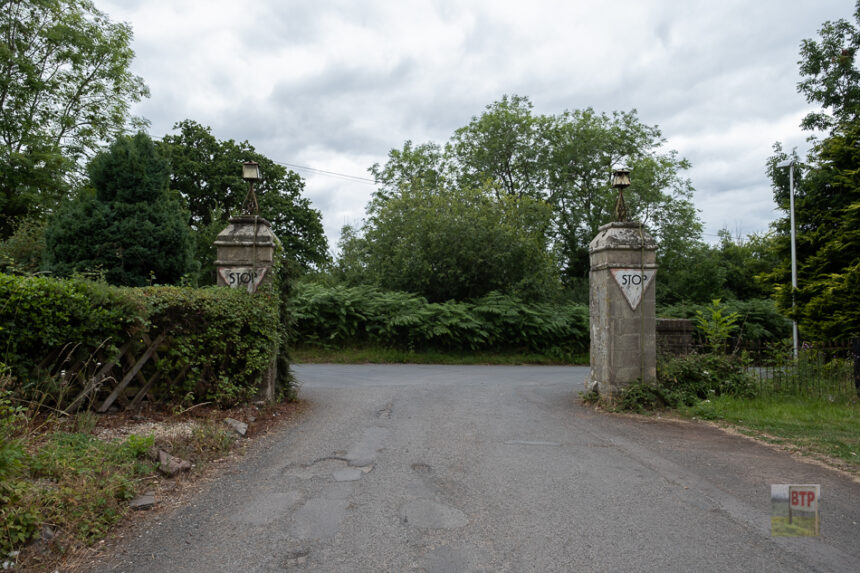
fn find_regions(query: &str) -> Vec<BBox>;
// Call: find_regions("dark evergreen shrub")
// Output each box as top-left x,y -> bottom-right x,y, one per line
44,133 -> 196,286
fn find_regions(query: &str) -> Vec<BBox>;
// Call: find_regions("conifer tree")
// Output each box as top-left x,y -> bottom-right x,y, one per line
766,2 -> 860,340
44,133 -> 196,286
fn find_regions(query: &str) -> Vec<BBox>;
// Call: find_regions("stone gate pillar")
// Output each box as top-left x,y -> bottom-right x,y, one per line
213,215 -> 276,293
214,215 -> 278,400
588,221 -> 658,396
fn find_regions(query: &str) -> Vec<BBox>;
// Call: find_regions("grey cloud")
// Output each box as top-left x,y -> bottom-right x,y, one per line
105,0 -> 855,247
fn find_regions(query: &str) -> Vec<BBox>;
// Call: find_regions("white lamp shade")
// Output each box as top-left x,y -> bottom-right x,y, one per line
242,161 -> 261,181
611,169 -> 631,188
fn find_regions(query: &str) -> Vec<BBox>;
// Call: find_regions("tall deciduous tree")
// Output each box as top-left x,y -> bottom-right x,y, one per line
797,1 -> 860,132
765,2 -> 860,341
0,0 -> 148,237
449,95 -> 550,200
543,108 -> 699,281
364,96 -> 700,295
339,182 -> 558,302
158,120 -> 329,280
43,133 -> 195,286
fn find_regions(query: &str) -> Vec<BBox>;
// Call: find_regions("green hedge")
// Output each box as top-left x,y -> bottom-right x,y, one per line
142,286 -> 281,404
0,275 -> 143,380
0,274 -> 283,407
605,353 -> 758,413
288,282 -> 588,356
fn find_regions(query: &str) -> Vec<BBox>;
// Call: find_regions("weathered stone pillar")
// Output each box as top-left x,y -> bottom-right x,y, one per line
214,215 -> 278,400
588,221 -> 658,396
213,215 -> 276,293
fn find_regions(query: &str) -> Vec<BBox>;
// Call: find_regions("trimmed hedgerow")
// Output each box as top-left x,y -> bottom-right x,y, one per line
0,274 -> 143,381
0,274 -> 283,407
141,286 -> 281,405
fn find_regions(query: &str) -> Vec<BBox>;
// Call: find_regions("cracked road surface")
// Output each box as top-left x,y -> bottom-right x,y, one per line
93,365 -> 859,572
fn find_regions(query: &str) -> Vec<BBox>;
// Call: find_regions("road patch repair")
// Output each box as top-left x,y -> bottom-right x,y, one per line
86,365 -> 858,572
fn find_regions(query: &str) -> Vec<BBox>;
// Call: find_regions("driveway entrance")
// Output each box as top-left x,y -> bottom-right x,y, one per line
95,364 -> 859,572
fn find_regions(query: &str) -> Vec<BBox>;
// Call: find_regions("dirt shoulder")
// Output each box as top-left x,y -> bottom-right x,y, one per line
15,399 -> 310,573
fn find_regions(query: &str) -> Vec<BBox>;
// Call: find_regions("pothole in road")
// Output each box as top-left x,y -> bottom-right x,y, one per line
282,457 -> 374,482
376,403 -> 393,419
282,457 -> 349,479
332,465 -> 374,482
400,499 -> 468,530
281,548 -> 310,567
411,462 -> 432,475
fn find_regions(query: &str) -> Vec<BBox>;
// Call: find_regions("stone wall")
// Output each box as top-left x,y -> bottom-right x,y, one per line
656,318 -> 695,355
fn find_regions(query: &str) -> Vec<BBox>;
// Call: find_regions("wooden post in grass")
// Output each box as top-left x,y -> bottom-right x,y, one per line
851,337 -> 860,396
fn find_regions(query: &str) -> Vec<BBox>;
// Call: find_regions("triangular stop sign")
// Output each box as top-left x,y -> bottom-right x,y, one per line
610,268 -> 657,310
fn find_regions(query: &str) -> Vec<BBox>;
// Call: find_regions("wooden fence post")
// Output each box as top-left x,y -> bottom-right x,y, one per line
97,332 -> 167,413
852,337 -> 860,396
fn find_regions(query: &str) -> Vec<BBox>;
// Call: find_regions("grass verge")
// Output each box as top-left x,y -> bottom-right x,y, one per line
587,351 -> 860,473
291,345 -> 587,365
679,395 -> 860,469
771,515 -> 820,537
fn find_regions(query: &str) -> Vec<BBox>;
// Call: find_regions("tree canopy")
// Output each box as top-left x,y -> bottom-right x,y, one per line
658,229 -> 779,305
43,133 -> 195,286
797,1 -> 860,132
765,1 -> 860,341
158,120 -> 329,281
370,96 -> 700,286
350,96 -> 701,301
0,0 -> 148,237
338,183 -> 558,302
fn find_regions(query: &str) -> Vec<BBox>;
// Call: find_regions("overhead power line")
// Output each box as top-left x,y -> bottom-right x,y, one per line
273,160 -> 377,185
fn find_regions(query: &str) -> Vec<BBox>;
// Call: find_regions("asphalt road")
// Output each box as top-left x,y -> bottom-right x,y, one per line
94,364 -> 859,572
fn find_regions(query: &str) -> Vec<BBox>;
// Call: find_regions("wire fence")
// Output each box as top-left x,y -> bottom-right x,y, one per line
744,340 -> 858,400
658,327 -> 859,401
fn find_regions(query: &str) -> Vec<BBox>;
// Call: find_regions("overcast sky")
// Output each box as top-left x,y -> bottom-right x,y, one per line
101,0 -> 850,250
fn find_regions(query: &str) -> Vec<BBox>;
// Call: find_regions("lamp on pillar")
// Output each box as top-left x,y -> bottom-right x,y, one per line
612,168 -> 631,222
242,160 -> 262,215
589,166 -> 658,397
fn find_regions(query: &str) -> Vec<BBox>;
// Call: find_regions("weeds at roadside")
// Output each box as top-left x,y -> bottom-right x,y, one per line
0,362 -> 287,571
74,410 -> 98,434
579,389 -> 601,405
158,420 -> 237,465
1,428 -> 155,556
